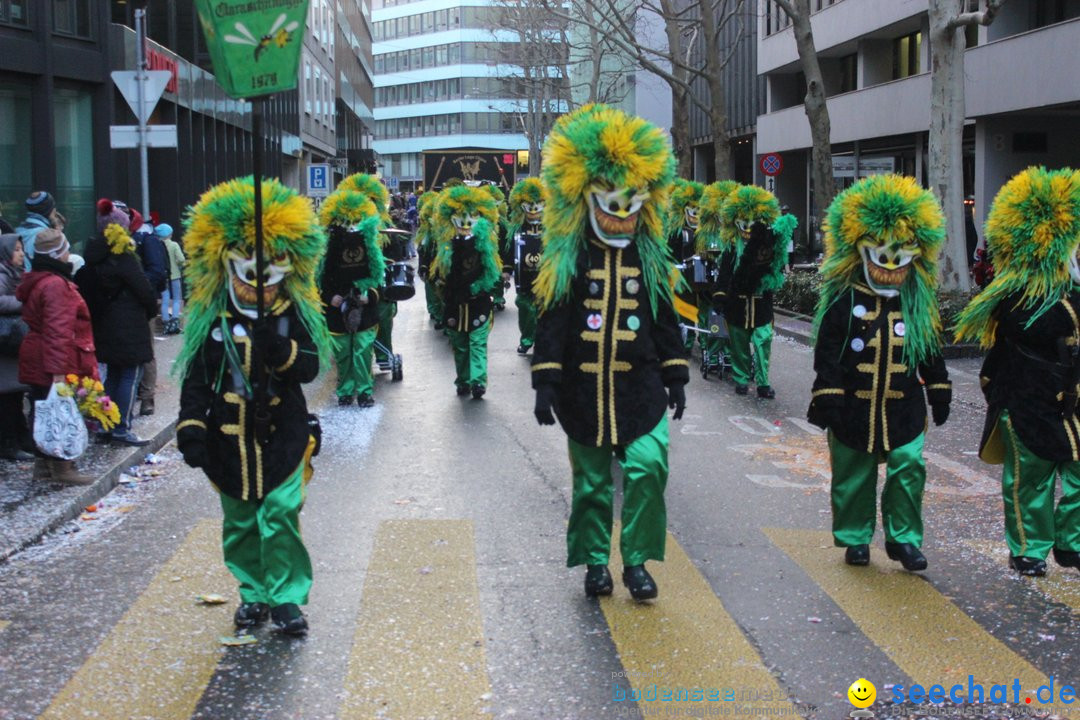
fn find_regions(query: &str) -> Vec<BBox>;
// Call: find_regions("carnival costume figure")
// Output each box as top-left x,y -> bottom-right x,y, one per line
531,104 -> 689,600
318,189 -> 386,408
712,185 -> 795,398
692,180 -> 740,370
415,191 -> 443,327
505,178 -> 547,355
955,166 -> 1080,577
176,177 -> 331,635
485,183 -> 510,312
808,174 -> 951,571
666,179 -> 706,353
430,185 -> 502,398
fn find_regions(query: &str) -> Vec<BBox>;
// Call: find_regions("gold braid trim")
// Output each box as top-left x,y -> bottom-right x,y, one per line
176,419 -> 207,432
274,340 -> 298,373
532,362 -> 562,372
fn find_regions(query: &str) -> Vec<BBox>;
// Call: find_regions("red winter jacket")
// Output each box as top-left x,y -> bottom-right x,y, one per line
17,268 -> 99,387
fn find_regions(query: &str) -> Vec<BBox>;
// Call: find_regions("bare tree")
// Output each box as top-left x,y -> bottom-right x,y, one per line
928,0 -> 1006,292
771,0 -> 836,211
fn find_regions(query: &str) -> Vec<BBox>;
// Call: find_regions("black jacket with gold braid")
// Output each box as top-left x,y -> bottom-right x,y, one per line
177,303 -> 318,500
712,235 -> 774,330
320,226 -> 381,333
978,290 -> 1080,463
532,239 -> 689,448
443,234 -> 495,333
808,285 -> 951,454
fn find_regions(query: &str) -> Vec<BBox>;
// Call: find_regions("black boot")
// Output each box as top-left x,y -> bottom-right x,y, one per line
844,544 -> 870,566
885,542 -> 927,571
357,393 -> 375,408
622,564 -> 658,600
338,394 -> 355,406
234,602 -> 270,628
471,384 -> 486,400
271,603 -> 308,636
734,384 -> 748,396
516,344 -> 531,355
756,385 -> 776,399
456,384 -> 470,396
1009,555 -> 1048,577
584,565 -> 613,597
1053,547 -> 1080,570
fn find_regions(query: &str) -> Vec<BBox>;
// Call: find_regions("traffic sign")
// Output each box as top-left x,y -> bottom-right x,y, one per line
760,152 -> 783,177
111,70 -> 173,124
765,175 -> 776,193
307,164 -> 331,197
387,177 -> 400,190
110,124 -> 178,149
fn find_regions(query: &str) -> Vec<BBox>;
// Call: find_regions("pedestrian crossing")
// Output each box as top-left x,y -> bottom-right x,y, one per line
19,518 -> 1080,719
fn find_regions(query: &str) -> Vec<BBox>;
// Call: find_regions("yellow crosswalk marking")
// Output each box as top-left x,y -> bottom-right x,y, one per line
0,620 -> 9,633
40,519 -> 235,720
602,529 -> 797,715
965,540 -> 1080,612
340,519 -> 492,720
766,528 -> 1052,701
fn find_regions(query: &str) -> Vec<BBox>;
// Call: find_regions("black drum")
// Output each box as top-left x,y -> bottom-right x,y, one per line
381,228 -> 412,262
383,261 -> 415,301
514,232 -> 543,292
689,255 -> 715,292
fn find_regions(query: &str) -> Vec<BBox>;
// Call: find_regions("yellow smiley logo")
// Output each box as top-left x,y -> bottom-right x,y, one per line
848,678 -> 876,708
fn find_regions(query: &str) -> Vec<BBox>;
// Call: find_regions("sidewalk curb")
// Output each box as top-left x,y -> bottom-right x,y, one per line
0,421 -> 176,564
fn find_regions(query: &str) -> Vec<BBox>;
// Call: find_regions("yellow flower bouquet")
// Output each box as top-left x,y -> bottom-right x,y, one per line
56,374 -> 122,431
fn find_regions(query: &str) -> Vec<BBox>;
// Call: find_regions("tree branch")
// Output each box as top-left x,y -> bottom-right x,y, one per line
949,0 -> 1007,29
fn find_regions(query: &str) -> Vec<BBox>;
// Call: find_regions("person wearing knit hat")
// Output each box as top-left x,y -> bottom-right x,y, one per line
16,191 -> 66,271
156,223 -> 186,335
96,199 -> 130,233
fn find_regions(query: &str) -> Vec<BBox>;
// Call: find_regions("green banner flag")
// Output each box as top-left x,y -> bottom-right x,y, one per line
194,0 -> 310,99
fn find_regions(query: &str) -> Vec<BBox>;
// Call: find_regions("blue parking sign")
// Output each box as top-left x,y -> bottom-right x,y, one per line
307,163 -> 331,197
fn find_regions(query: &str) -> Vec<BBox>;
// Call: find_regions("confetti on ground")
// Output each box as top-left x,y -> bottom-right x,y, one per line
196,594 -> 228,605
220,635 -> 257,646
807,616 -> 823,623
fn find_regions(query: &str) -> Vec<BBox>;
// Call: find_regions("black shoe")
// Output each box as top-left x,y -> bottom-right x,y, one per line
338,395 -> 355,406
516,344 -> 531,355
1053,547 -> 1080,570
434,320 -> 446,330
584,565 -> 614,597
1009,555 -> 1048,577
271,603 -> 308,636
622,564 -> 658,601
885,542 -> 927,571
734,384 -> 749,396
756,385 -> 776,399
471,384 -> 486,400
494,302 -> 506,311
844,544 -> 870,566
456,385 -> 470,396
233,602 -> 270,628
110,431 -> 150,447
139,399 -> 155,416
357,393 -> 375,408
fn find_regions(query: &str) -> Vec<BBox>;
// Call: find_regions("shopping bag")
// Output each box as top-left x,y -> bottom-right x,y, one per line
34,384 -> 89,460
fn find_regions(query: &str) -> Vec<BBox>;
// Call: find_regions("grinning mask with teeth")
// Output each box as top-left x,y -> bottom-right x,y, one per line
452,212 -> 481,237
226,250 -> 293,318
858,239 -> 919,298
522,202 -> 544,226
1069,247 -> 1080,285
685,204 -> 699,229
587,184 -> 650,248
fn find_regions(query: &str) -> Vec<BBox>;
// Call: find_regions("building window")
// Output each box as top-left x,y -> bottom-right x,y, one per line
53,86 -> 95,250
839,53 -> 857,93
0,0 -> 29,27
892,31 -> 921,79
53,0 -> 93,39
0,83 -> 32,223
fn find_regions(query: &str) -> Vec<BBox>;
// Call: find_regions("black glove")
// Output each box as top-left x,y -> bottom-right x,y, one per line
931,402 -> 950,427
534,384 -> 559,426
253,321 -> 292,368
177,425 -> 209,469
667,383 -> 686,421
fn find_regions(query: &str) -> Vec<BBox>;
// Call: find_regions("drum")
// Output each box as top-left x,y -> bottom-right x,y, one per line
514,232 -> 543,291
381,228 -> 412,262
383,261 -> 416,301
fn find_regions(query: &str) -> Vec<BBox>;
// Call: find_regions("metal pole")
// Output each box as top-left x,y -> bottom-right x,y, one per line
251,98 -> 270,444
135,8 -> 150,219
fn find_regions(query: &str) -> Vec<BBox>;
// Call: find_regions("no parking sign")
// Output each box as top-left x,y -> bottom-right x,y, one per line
759,152 -> 783,177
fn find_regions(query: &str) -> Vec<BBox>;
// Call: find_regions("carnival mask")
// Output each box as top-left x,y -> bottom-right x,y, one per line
1070,247 -> 1080,285
858,238 -> 919,298
685,204 -> 699,229
587,184 -> 649,248
522,202 -> 544,225
226,250 -> 292,319
452,212 -> 481,238
734,218 -> 756,239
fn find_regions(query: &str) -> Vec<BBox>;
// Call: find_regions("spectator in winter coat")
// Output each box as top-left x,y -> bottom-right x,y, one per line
16,228 -> 98,484
16,191 -> 67,270
0,234 -> 32,461
157,223 -> 185,334
82,200 -> 157,446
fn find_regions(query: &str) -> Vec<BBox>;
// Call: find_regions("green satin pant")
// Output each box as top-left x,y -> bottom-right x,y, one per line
375,301 -> 396,363
425,279 -> 443,321
829,431 -> 926,547
330,328 -> 376,398
219,454 -> 313,606
566,416 -> 669,567
728,323 -> 772,387
1000,412 -> 1080,559
516,292 -> 537,348
448,316 -> 492,389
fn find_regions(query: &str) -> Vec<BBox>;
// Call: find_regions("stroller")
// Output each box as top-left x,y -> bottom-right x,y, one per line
681,309 -> 732,380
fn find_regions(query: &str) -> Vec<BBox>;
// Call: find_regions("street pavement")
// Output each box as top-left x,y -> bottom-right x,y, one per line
1,287 -> 1079,720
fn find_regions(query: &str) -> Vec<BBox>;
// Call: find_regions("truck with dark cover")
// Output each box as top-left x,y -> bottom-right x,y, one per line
423,148 -> 517,190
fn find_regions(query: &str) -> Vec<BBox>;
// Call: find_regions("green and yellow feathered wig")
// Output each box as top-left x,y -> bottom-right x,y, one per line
337,173 -> 391,228
535,103 -> 676,315
505,177 -> 548,239
483,183 -> 508,222
813,173 -> 945,368
175,176 -> 332,379
719,184 -> 780,251
430,185 -> 502,296
695,180 -> 740,254
318,189 -> 385,296
415,190 -> 439,250
955,166 -> 1080,348
667,178 -> 704,237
